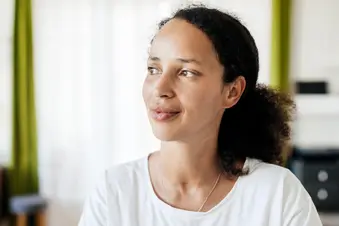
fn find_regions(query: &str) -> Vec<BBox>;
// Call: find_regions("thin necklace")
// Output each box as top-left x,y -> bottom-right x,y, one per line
160,170 -> 222,213
197,172 -> 221,212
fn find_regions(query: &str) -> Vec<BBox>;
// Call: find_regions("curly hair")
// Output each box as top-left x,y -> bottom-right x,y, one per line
158,5 -> 296,177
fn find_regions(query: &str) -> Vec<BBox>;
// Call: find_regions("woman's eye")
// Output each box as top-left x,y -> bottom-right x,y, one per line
180,70 -> 197,77
147,67 -> 160,75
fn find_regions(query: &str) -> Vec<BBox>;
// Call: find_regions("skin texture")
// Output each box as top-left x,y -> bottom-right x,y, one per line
142,18 -> 246,212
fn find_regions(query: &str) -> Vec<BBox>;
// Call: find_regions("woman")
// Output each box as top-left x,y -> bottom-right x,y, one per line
79,5 -> 322,226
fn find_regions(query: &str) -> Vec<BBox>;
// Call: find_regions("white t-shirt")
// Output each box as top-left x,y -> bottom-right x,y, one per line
78,156 -> 323,226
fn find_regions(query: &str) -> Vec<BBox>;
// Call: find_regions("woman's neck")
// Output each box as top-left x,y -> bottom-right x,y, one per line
156,138 -> 221,187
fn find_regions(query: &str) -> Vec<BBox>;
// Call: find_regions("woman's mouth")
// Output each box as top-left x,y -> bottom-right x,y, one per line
150,108 -> 181,121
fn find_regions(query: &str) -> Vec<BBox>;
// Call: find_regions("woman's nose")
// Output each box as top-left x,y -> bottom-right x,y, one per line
153,73 -> 175,99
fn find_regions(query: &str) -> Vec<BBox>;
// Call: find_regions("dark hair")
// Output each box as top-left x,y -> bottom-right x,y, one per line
158,5 -> 295,177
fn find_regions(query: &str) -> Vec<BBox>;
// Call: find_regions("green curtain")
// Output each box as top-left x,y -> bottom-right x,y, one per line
10,0 -> 39,195
270,0 -> 292,92
270,0 -> 293,165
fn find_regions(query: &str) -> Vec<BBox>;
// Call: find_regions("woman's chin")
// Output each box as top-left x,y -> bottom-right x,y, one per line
152,128 -> 180,141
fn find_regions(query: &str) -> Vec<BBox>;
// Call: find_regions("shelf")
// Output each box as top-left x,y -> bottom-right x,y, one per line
295,95 -> 339,115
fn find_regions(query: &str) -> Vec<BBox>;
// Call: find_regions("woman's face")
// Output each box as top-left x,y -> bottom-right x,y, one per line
143,19 -> 242,142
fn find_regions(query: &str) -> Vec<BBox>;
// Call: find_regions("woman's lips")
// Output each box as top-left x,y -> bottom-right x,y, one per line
150,108 -> 181,121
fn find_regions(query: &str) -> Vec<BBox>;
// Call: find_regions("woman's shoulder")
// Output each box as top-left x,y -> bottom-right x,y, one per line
238,158 -> 322,225
78,156 -> 149,225
104,156 -> 149,189
245,158 -> 299,183
106,156 -> 147,177
243,158 -> 312,204
242,158 -> 309,198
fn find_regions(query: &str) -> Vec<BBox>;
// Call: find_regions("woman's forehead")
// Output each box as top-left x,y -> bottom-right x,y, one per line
149,19 -> 216,61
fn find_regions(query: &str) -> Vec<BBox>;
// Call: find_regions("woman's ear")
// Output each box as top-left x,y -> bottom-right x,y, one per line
223,76 -> 246,109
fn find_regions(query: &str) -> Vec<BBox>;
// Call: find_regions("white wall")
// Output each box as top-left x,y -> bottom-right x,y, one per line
291,0 -> 339,148
291,0 -> 339,82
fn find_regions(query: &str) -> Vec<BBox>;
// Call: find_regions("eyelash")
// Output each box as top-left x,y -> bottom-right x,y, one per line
147,67 -> 199,77
147,67 -> 160,75
180,70 -> 198,77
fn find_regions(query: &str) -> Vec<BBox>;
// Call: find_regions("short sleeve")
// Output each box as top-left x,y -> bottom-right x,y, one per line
78,172 -> 108,226
284,197 -> 323,226
282,171 -> 323,226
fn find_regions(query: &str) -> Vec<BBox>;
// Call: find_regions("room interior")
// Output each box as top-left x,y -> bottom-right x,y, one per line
1,0 -> 339,225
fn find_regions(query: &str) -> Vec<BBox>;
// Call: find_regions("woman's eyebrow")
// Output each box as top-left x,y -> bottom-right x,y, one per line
148,56 -> 201,65
148,56 -> 160,62
176,57 -> 201,65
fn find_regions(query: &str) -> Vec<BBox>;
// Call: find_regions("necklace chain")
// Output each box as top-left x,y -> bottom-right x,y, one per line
160,170 -> 222,213
197,172 -> 221,212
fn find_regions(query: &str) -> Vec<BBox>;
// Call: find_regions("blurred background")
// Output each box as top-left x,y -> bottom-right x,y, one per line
0,0 -> 339,225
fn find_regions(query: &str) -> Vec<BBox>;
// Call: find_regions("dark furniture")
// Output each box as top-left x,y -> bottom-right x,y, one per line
289,148 -> 339,212
0,166 -> 9,222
